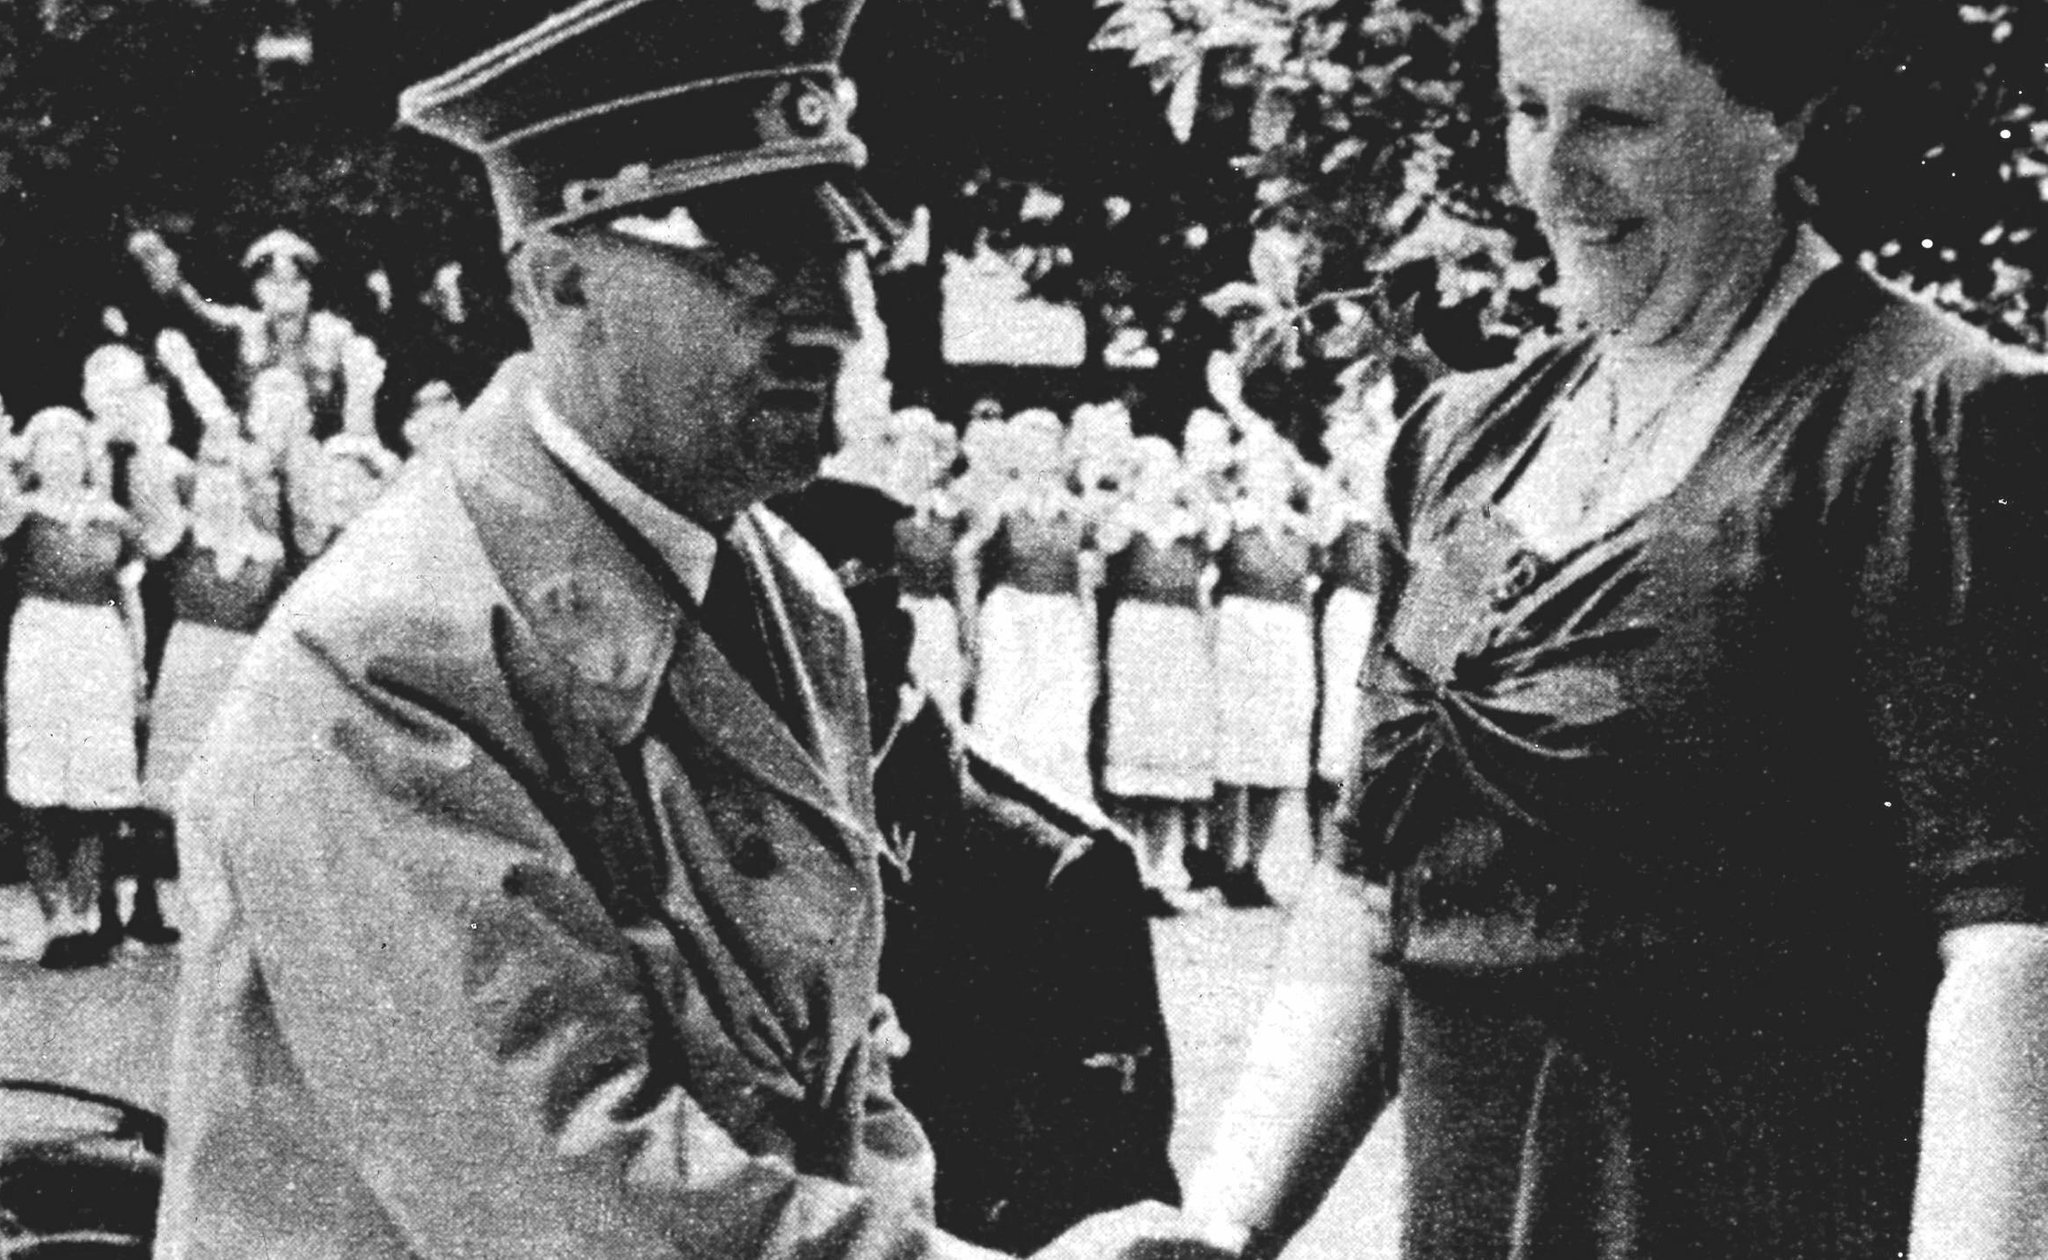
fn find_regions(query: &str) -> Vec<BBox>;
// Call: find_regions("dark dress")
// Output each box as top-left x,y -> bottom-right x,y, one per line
974,502 -> 1097,800
896,505 -> 969,716
141,536 -> 290,812
1102,530 -> 1216,800
1212,514 -> 1318,787
1335,265 -> 2048,1260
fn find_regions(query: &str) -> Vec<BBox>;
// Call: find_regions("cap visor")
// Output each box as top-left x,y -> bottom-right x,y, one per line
621,172 -> 901,256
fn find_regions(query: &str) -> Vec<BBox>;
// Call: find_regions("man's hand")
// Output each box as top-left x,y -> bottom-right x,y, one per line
1029,1203 -> 1240,1260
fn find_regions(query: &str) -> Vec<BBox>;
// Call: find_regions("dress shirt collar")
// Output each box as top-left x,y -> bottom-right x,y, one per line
523,385 -> 718,605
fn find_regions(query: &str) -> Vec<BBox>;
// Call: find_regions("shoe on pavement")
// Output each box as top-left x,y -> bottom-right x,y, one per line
1218,868 -> 1276,910
39,932 -> 117,971
124,917 -> 181,947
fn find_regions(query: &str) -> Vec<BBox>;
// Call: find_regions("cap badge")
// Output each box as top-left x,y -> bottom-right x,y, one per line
756,0 -> 822,45
784,80 -> 834,135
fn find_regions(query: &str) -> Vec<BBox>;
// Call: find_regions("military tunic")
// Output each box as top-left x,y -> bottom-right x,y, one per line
156,360 -> 1000,1260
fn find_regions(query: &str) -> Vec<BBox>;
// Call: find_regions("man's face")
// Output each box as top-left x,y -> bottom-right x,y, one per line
570,229 -> 868,526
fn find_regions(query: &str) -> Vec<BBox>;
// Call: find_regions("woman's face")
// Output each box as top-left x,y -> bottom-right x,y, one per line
254,269 -> 313,323
1498,0 -> 1801,341
31,430 -> 89,491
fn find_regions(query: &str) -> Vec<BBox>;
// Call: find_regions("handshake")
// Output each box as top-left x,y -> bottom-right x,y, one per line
1027,1202 -> 1252,1260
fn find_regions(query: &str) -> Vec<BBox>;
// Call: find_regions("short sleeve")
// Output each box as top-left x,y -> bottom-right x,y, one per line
1849,354 -> 2048,931
1326,378 -> 1463,885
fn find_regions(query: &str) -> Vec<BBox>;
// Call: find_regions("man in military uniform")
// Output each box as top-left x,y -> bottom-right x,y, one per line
150,1 -> 1197,1257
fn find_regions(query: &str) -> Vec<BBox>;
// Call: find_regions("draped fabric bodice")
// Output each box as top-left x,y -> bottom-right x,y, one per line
1324,517 -> 1380,593
1215,519 -> 1313,606
1339,265 -> 2048,1001
1108,532 -> 1207,608
166,537 -> 290,634
988,505 -> 1088,595
15,509 -> 132,606
895,508 -> 963,599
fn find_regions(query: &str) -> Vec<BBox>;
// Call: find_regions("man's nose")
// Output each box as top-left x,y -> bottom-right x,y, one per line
780,250 -> 869,350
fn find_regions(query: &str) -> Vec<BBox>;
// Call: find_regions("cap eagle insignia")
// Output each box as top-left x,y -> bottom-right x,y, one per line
755,0 -> 822,45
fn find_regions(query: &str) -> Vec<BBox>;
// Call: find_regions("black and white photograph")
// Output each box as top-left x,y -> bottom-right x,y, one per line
0,0 -> 2042,1256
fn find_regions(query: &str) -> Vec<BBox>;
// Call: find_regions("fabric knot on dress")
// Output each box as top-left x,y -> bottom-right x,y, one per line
1349,622 -> 1643,871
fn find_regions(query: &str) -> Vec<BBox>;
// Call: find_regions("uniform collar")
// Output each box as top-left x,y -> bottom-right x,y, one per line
522,384 -> 718,605
454,362 -> 878,852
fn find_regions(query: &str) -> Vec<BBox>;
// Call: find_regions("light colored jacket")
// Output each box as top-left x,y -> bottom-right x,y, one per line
155,364 -> 998,1260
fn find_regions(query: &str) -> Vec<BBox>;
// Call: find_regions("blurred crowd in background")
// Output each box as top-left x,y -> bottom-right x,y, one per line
0,216 -> 1408,969
823,379 -> 1399,916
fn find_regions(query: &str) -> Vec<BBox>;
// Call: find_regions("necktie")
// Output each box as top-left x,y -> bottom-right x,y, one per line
701,537 -> 792,725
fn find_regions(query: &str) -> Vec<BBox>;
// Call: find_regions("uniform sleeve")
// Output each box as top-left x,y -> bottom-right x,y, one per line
1847,356 -> 2048,932
188,619 -> 1002,1260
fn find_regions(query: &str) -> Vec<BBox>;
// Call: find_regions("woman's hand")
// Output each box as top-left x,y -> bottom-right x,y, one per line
1181,867 -> 1401,1258
1029,1203 -> 1239,1260
1911,922 -> 2048,1259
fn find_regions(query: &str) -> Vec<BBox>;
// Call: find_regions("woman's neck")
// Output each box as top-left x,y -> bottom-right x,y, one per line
1602,225 -> 1835,405
1605,221 -> 1806,374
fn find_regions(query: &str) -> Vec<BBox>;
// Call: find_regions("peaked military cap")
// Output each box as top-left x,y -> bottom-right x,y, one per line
398,0 -> 892,249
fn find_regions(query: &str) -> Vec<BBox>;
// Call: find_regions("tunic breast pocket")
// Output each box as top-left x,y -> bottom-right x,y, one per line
647,747 -> 869,960
698,776 -> 785,879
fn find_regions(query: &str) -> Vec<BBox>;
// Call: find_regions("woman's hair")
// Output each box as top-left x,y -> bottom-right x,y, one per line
1630,0 -> 1899,121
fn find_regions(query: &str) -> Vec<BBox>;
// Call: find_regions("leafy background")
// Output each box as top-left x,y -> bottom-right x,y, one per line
0,0 -> 2039,450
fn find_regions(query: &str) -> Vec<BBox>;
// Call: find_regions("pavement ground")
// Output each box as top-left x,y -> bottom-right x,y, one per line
0,896 -> 1402,1258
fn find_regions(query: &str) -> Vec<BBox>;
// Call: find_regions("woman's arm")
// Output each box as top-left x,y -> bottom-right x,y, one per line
129,445 -> 193,560
338,331 -> 388,438
1911,921 -> 2048,1260
1182,864 -> 1402,1258
155,329 -> 243,440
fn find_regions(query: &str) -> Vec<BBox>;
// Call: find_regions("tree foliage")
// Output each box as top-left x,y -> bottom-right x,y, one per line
1094,0 -> 2048,425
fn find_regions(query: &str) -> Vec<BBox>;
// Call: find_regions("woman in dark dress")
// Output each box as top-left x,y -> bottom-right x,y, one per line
893,411 -> 971,724
140,449 -> 288,816
1098,436 -> 1227,907
960,412 -> 1102,804
1208,435 -> 1321,908
1159,1 -> 2048,1258
2,408 -> 148,969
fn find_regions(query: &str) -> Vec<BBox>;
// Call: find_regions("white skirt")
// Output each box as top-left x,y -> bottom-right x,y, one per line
144,621 -> 255,810
7,597 -> 139,810
973,585 -> 1096,803
1213,596 -> 1316,788
1103,600 -> 1215,800
903,594 -> 965,721
1317,586 -> 1378,784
